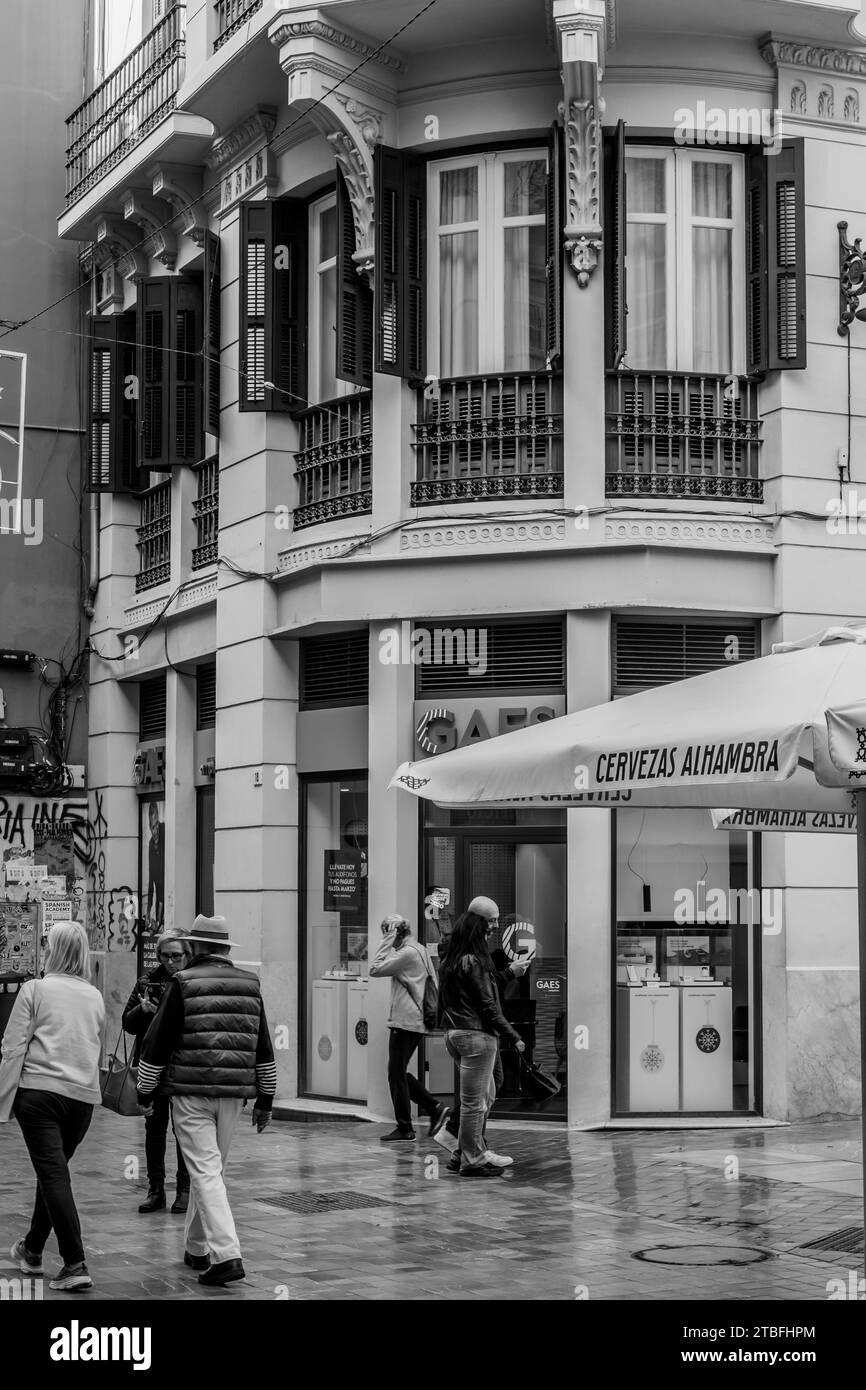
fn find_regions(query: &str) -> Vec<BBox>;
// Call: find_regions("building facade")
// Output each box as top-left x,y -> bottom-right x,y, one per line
60,0 -> 866,1126
0,0 -> 92,990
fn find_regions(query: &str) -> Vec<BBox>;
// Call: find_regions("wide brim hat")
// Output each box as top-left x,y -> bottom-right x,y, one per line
178,914 -> 239,948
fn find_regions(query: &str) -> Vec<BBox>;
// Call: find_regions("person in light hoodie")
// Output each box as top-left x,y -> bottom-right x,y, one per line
0,920 -> 105,1292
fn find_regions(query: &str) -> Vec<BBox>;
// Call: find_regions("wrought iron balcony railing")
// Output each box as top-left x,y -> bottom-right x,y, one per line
136,480 -> 172,592
192,457 -> 219,570
293,392 -> 372,531
605,371 -> 762,502
214,0 -> 263,50
411,372 -> 564,505
65,5 -> 186,208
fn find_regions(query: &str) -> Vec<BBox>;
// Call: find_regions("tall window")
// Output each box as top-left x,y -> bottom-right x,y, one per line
625,148 -> 744,374
429,151 -> 547,377
309,194 -> 350,405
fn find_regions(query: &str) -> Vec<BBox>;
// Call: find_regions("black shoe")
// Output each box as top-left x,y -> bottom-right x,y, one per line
459,1162 -> 504,1178
184,1251 -> 210,1271
198,1258 -> 245,1286
428,1104 -> 450,1139
138,1188 -> 166,1213
171,1183 -> 190,1214
379,1128 -> 416,1142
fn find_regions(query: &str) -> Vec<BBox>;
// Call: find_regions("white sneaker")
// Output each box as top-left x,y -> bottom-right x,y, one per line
483,1150 -> 513,1168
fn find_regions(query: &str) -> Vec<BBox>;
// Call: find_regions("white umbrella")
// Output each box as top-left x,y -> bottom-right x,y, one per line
391,623 -> 866,1232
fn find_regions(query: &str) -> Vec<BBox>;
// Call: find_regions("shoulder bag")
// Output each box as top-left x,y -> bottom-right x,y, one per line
398,944 -> 441,1033
101,1026 -> 141,1117
518,1053 -> 561,1102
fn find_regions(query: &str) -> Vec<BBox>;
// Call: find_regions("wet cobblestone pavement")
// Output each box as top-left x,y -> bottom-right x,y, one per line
0,1110 -> 862,1301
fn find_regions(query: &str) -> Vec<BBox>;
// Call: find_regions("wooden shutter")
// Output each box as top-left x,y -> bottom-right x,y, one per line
374,147 -> 426,378
546,122 -> 564,371
172,277 -> 203,463
272,199 -> 307,411
202,230 -> 221,436
88,313 -> 139,493
336,168 -> 373,387
745,147 -> 768,373
240,202 -> 267,410
138,278 -> 170,470
603,120 -> 627,369
767,140 -> 806,370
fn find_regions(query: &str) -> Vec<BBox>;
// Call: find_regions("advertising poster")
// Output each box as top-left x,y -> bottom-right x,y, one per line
138,796 -> 166,972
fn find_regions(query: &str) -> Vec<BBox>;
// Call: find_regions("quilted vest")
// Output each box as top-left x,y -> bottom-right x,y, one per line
161,958 -> 262,1099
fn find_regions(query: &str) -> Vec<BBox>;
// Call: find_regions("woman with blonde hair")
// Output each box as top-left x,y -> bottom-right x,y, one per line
0,920 -> 104,1291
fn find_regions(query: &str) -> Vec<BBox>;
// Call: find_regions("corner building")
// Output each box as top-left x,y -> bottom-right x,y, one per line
63,0 -> 866,1126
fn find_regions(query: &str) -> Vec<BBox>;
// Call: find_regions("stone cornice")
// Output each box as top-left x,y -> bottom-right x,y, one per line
603,514 -> 775,548
269,16 -> 406,74
204,107 -> 277,171
760,35 -> 866,75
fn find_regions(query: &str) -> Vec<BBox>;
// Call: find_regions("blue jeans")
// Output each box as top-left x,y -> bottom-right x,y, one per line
445,1030 -> 497,1168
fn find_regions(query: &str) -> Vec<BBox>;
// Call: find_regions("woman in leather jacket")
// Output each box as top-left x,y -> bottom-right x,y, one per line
438,909 -> 525,1177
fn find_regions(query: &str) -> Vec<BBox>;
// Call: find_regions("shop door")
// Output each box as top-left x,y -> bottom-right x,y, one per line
422,833 -> 567,1118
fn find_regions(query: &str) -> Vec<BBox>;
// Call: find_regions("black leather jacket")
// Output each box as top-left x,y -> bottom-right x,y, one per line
122,963 -> 171,1064
439,954 -> 522,1044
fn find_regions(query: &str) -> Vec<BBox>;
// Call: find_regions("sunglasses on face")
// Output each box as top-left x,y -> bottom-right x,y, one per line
161,952 -> 185,962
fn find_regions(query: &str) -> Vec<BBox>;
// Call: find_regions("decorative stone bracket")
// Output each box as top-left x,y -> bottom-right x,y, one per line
270,16 -> 402,289
151,166 -> 208,248
553,3 -> 605,287
95,216 -> 148,282
838,221 -> 866,335
120,190 -> 178,269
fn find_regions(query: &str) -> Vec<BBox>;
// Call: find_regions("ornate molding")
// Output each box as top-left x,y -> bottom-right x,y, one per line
760,37 -> 866,75
761,35 -> 866,127
95,216 -> 148,282
269,18 -> 405,74
275,536 -> 368,574
560,67 -> 602,287
151,166 -> 207,247
603,515 -> 775,547
400,521 -> 566,550
120,190 -> 177,270
551,0 -> 610,75
205,107 -> 277,170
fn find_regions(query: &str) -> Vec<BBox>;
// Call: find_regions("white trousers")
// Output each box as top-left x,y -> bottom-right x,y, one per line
171,1095 -> 243,1264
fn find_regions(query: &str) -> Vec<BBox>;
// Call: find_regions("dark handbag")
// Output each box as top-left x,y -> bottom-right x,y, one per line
101,1028 -> 141,1117
402,946 -> 441,1032
519,1054 -> 561,1102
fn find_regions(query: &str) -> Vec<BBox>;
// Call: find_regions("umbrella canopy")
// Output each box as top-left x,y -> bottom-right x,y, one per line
391,625 -> 866,809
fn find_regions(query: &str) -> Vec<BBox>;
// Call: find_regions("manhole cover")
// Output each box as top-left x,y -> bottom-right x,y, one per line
799,1226 -> 864,1255
634,1244 -> 774,1267
256,1190 -> 394,1214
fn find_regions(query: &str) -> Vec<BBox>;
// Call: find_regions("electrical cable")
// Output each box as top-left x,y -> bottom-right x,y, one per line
0,0 -> 442,346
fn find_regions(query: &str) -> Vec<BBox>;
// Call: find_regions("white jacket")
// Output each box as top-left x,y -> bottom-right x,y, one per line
0,974 -> 105,1116
369,934 -> 433,1034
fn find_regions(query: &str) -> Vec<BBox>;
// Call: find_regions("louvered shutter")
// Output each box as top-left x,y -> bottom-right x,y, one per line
766,140 -> 806,370
546,122 -> 564,371
404,152 -> 426,378
240,202 -> 267,411
300,630 -> 370,708
202,230 -> 221,436
139,278 -> 170,469
336,168 -> 373,387
139,674 -> 167,740
272,199 -> 307,412
172,277 -> 203,463
414,618 -> 565,696
603,120 -> 627,369
88,318 -> 114,491
613,621 -> 758,693
745,147 -> 767,373
373,147 -> 426,378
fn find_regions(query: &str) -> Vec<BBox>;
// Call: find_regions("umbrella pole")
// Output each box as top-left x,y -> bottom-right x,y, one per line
857,790 -> 866,1251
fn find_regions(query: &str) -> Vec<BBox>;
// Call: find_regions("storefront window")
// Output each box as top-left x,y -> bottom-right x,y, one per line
614,808 -> 758,1114
423,806 -> 567,1118
301,776 -> 368,1099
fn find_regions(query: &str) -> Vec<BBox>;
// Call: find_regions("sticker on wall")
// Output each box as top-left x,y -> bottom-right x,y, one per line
639,997 -> 665,1073
354,1020 -> 368,1046
317,1035 -> 333,1061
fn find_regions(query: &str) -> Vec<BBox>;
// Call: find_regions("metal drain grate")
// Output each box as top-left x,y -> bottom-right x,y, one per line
256,1190 -> 394,1215
799,1226 -> 864,1255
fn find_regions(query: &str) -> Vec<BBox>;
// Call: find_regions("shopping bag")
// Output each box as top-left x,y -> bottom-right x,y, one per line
519,1054 -> 561,1102
101,1029 -> 141,1116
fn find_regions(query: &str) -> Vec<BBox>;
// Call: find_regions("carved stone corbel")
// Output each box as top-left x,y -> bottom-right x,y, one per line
151,166 -> 207,248
120,190 -> 177,270
560,66 -> 602,288
95,216 -> 148,282
299,96 -> 381,285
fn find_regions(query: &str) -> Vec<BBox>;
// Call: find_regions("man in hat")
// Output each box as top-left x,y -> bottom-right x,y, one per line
137,914 -> 276,1286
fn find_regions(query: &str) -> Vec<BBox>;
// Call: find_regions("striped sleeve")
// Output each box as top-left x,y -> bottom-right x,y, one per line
254,1002 -> 276,1110
136,1060 -> 164,1096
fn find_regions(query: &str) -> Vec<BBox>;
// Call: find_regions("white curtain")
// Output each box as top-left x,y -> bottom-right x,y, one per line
504,225 -> 546,371
440,169 -> 478,377
629,223 -> 667,369
691,164 -> 732,374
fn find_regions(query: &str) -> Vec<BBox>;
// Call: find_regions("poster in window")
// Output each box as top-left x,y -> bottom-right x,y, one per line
138,797 -> 166,972
324,849 -> 364,912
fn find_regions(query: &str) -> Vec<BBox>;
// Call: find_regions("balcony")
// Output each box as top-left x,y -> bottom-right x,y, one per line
136,481 -> 172,592
605,372 -> 762,502
293,393 -> 372,531
65,5 -> 186,209
411,372 -> 563,506
214,0 -> 263,51
192,458 -> 219,570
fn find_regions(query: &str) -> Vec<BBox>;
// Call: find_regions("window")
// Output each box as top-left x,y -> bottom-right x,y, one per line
428,150 -> 548,376
625,148 -> 744,374
308,194 -> 351,406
